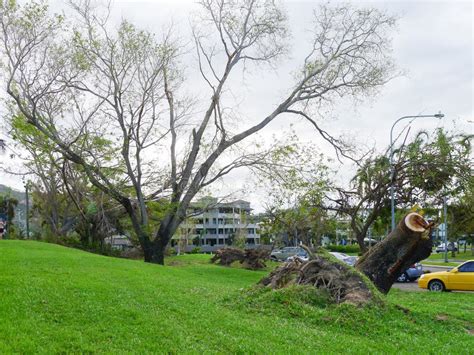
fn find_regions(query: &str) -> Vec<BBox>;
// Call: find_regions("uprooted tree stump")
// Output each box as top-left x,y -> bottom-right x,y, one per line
259,252 -> 377,306
259,213 -> 434,305
211,247 -> 270,270
242,249 -> 270,269
355,212 -> 434,294
211,247 -> 244,266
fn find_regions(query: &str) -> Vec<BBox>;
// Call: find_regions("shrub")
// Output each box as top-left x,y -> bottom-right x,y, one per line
190,247 -> 201,254
121,247 -> 144,259
165,247 -> 177,256
326,244 -> 361,254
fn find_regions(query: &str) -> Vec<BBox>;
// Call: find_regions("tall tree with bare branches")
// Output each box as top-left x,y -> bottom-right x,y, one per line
0,0 -> 397,263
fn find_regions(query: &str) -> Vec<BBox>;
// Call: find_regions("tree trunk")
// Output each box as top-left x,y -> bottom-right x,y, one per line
141,234 -> 167,265
356,232 -> 368,253
151,248 -> 165,264
355,212 -> 433,294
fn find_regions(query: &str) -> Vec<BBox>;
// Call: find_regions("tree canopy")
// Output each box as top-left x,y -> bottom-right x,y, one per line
0,0 -> 398,263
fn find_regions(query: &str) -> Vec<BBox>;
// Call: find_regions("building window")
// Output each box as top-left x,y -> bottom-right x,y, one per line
219,207 -> 234,213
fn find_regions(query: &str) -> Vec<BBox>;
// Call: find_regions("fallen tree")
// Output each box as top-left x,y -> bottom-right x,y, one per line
355,212 -> 434,293
259,212 -> 434,304
211,247 -> 270,270
260,253 -> 377,306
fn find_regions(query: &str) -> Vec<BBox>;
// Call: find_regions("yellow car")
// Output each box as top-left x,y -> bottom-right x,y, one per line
418,260 -> 474,291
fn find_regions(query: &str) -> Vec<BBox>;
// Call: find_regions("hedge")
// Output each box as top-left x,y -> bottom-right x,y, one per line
325,244 -> 361,253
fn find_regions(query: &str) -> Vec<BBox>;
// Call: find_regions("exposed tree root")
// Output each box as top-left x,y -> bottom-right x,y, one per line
211,247 -> 270,270
259,253 -> 377,306
258,213 -> 434,306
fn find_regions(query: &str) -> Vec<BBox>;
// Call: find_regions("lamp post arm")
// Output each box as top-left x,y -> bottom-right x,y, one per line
389,115 -> 439,161
389,112 -> 444,232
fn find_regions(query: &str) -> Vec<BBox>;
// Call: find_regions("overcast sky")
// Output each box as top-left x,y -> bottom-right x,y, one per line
0,0 -> 472,212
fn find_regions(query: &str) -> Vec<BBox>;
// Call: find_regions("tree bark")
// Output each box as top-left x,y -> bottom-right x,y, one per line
355,212 -> 433,294
151,238 -> 166,265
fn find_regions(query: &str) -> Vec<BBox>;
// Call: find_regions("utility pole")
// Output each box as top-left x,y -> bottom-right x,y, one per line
443,195 -> 448,263
25,182 -> 30,239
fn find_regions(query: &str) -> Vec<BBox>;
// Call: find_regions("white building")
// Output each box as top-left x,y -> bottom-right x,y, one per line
175,197 -> 260,251
104,235 -> 133,250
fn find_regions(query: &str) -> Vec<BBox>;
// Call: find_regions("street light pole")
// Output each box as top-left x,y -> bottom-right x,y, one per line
443,195 -> 448,263
25,181 -> 30,239
389,113 -> 444,231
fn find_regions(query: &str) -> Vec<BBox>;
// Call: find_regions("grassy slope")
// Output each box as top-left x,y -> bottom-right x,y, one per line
0,241 -> 472,353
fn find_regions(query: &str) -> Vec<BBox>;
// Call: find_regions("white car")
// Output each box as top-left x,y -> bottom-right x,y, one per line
329,252 -> 358,266
435,242 -> 458,253
286,254 -> 309,262
271,247 -> 307,261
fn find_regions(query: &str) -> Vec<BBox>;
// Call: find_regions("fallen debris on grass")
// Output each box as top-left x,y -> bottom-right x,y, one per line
210,247 -> 270,270
259,251 -> 378,306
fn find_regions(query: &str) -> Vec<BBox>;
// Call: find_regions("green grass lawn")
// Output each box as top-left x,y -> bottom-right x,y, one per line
423,261 -> 461,267
425,250 -> 474,262
0,240 -> 472,353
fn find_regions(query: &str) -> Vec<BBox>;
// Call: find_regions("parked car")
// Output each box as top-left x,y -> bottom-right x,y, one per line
329,252 -> 358,266
396,263 -> 423,282
270,247 -> 307,261
435,242 -> 458,253
286,252 -> 309,262
418,260 -> 474,291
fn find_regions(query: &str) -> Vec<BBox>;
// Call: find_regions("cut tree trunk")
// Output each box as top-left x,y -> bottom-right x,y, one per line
258,213 -> 434,306
355,212 -> 434,294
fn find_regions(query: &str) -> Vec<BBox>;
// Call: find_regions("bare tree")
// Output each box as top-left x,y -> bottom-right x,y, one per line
0,0 -> 397,263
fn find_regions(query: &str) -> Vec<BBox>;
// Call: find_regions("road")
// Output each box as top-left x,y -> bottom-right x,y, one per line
392,265 -> 453,292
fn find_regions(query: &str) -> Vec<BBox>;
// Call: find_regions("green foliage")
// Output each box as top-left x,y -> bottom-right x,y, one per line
0,194 -> 18,222
259,138 -> 334,246
341,128 -> 473,248
85,202 -> 98,216
165,247 -> 177,256
448,176 -> 474,240
325,244 -> 361,253
189,246 -> 201,254
401,129 -> 472,198
0,193 -> 18,239
231,232 -> 246,248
